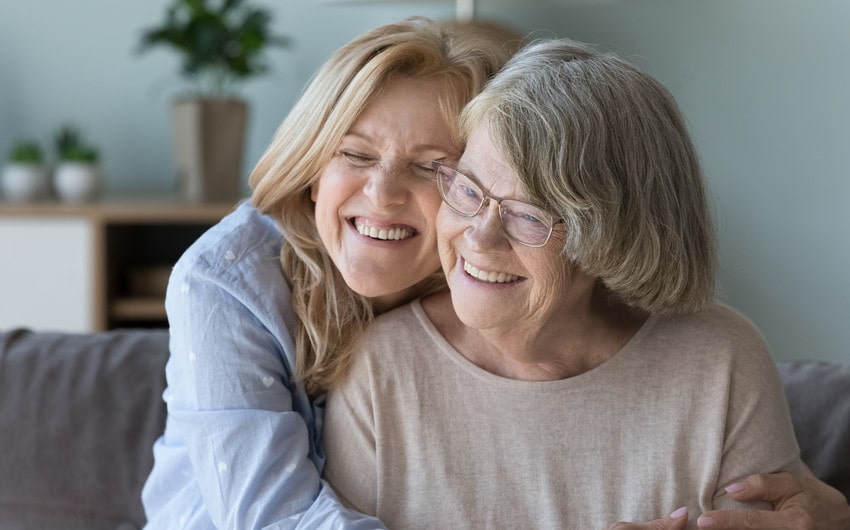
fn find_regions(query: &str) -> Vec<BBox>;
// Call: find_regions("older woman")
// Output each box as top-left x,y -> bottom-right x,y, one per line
322,38 -> 819,529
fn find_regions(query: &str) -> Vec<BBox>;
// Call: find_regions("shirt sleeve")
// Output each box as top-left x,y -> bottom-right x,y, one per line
710,314 -> 804,510
159,249 -> 386,529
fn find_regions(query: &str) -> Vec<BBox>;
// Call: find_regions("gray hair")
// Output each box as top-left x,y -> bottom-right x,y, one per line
461,38 -> 715,313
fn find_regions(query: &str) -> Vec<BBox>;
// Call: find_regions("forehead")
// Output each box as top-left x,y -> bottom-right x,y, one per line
345,77 -> 455,149
459,123 -> 521,195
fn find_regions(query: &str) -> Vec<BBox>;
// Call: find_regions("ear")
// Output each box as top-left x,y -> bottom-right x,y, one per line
310,181 -> 319,202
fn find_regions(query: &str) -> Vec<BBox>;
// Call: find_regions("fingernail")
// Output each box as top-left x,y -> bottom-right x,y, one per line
725,482 -> 746,493
669,506 -> 688,519
697,515 -> 715,528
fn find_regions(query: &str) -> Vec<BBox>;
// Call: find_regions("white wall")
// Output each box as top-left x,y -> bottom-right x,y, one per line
1,0 -> 848,362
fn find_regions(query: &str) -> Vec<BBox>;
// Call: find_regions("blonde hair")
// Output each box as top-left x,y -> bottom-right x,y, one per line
250,17 -> 513,396
462,39 -> 716,313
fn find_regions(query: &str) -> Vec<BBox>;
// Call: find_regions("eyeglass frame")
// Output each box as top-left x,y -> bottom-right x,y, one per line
432,161 -> 561,248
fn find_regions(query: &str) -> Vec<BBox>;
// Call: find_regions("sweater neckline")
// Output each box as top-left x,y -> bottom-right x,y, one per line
409,298 -> 659,391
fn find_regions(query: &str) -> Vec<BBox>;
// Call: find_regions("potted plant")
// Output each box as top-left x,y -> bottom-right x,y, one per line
2,141 -> 50,202
53,125 -> 101,202
138,0 -> 290,203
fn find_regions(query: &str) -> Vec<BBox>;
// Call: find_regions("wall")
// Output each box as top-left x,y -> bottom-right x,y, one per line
0,0 -> 847,362
533,0 -> 850,364
0,0 -> 452,195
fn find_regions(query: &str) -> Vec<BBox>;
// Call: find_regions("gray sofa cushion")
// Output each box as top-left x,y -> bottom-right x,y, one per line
778,360 -> 850,500
0,328 -> 169,530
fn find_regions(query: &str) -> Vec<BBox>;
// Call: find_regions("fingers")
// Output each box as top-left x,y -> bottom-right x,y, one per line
696,508 -> 813,530
713,470 -> 848,529
605,507 -> 689,530
724,473 -> 804,504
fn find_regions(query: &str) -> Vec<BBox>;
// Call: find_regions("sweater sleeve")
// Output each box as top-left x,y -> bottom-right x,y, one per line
322,348 -> 380,516
142,229 -> 385,529
710,312 -> 803,510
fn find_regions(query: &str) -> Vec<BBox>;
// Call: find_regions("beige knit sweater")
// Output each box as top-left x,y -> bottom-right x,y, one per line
323,300 -> 802,529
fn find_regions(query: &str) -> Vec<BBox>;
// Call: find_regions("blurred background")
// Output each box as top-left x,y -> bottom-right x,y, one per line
0,0 -> 848,362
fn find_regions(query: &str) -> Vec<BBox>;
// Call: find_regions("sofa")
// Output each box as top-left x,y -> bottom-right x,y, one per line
0,327 -> 848,529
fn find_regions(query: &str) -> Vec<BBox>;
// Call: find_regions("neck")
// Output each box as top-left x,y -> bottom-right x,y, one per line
423,288 -> 648,381
371,275 -> 444,315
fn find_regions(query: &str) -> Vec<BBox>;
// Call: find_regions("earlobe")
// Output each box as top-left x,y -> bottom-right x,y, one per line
310,182 -> 318,202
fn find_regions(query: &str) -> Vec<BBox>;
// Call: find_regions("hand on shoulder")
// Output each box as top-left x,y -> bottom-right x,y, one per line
696,470 -> 849,530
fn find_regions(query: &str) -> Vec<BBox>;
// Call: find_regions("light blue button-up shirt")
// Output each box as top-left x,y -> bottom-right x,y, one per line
142,201 -> 385,529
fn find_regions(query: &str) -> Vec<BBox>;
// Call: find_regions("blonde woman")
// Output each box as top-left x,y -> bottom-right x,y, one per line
141,18 -> 513,529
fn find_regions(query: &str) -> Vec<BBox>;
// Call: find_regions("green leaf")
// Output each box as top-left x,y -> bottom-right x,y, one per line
54,125 -> 99,163
8,141 -> 44,163
136,0 -> 291,96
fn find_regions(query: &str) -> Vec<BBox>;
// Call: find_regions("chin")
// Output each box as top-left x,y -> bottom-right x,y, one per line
448,292 -> 491,329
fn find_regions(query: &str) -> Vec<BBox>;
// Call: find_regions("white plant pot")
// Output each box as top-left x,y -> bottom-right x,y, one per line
54,162 -> 100,202
1,163 -> 50,202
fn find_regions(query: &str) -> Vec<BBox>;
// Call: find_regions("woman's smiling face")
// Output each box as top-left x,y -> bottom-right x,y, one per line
437,122 -> 594,334
311,76 -> 458,311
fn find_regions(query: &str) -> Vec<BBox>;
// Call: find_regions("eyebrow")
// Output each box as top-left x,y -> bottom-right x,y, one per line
455,163 -> 486,188
454,163 -> 501,201
454,162 -> 547,208
343,131 -> 453,155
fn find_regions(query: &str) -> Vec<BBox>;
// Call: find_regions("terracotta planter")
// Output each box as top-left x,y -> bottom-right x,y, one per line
172,98 -> 248,203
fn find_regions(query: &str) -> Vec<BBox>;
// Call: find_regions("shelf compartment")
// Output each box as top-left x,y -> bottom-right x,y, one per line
109,297 -> 167,321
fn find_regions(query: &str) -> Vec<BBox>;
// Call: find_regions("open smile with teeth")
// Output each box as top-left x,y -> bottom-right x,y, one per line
463,261 -> 519,284
355,221 -> 414,241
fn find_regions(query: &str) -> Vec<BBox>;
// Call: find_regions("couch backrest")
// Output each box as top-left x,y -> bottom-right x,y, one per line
0,328 -> 170,530
778,360 -> 850,500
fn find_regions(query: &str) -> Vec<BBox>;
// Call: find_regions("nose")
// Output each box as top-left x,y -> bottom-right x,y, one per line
464,200 -> 508,250
363,161 -> 407,207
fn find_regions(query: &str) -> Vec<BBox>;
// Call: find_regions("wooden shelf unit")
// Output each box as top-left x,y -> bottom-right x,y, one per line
0,199 -> 236,331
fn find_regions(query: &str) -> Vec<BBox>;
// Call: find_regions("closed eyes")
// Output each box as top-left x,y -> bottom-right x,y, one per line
340,151 -> 376,166
338,151 -> 438,180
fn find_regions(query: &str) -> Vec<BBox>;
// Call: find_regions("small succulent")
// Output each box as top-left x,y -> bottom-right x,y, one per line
55,125 -> 99,164
8,141 -> 45,164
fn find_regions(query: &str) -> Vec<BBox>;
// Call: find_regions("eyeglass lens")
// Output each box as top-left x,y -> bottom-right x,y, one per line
435,163 -> 554,246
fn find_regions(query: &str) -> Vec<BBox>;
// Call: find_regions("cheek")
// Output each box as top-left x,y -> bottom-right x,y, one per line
312,181 -> 330,227
312,162 -> 354,219
311,166 -> 333,209
436,206 -> 460,268
420,201 -> 443,272
435,205 -> 453,246
417,184 -> 443,227
311,169 -> 345,247
531,260 -> 577,311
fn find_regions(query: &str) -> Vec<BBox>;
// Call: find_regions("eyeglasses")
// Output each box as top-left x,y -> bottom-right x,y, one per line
433,161 -> 559,248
